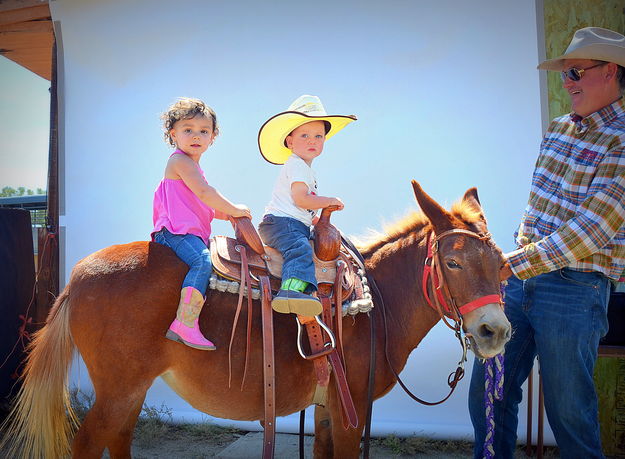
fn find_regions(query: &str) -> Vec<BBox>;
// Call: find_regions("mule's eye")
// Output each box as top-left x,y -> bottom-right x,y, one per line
446,259 -> 462,269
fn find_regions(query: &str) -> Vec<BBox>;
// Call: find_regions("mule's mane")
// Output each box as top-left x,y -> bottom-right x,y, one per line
356,198 -> 484,256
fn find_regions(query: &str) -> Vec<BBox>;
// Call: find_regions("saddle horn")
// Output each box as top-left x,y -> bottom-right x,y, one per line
229,216 -> 266,256
313,206 -> 341,261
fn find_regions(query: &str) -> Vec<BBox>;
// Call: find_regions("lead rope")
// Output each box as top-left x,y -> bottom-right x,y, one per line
483,283 -> 507,458
483,353 -> 504,458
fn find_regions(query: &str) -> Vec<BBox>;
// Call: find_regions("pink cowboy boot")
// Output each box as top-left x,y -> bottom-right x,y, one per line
165,287 -> 216,350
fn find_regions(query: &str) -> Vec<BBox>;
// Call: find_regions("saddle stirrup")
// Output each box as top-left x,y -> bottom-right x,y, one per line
295,315 -> 336,360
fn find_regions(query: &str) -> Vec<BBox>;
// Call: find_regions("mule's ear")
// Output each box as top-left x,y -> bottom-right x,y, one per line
463,187 -> 480,206
463,187 -> 487,222
411,180 -> 454,231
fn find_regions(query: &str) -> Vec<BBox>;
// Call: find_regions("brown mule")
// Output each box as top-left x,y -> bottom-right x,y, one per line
1,182 -> 511,459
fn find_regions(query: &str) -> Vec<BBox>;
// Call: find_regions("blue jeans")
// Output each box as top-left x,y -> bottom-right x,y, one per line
258,214 -> 317,290
153,228 -> 212,295
468,269 -> 610,459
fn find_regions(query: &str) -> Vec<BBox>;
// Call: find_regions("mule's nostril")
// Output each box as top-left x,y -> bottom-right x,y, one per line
479,324 -> 495,339
479,323 -> 511,343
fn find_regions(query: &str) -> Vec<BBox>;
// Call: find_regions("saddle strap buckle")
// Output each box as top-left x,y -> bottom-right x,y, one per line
296,315 -> 336,360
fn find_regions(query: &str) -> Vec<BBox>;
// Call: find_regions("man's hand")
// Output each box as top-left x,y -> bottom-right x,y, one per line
500,262 -> 513,282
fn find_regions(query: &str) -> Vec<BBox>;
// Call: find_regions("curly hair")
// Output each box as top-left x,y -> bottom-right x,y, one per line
161,98 -> 219,147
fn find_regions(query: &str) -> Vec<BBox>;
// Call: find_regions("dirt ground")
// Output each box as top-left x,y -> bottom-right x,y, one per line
109,421 -> 559,459
2,399 -> 560,458
0,416 -> 562,459
119,425 -> 470,459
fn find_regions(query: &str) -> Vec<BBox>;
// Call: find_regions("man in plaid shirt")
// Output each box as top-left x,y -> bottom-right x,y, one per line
470,27 -> 625,458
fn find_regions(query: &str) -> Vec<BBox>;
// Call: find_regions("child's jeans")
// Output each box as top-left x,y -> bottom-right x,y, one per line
153,228 -> 212,295
258,214 -> 317,290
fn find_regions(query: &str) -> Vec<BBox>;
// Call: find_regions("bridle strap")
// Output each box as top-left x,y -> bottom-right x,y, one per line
423,230 -> 502,323
460,294 -> 502,315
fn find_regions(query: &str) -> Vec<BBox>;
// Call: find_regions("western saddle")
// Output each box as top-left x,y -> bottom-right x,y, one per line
209,208 -> 368,458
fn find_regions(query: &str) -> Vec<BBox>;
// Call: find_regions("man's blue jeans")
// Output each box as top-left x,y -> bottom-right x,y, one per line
469,269 -> 610,459
153,228 -> 212,295
258,214 -> 317,290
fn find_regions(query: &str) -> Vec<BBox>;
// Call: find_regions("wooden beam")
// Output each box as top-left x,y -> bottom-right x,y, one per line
0,4 -> 50,27
0,19 -> 52,33
0,32 -> 53,56
0,28 -> 52,44
0,2 -> 52,80
1,38 -> 53,80
0,0 -> 48,14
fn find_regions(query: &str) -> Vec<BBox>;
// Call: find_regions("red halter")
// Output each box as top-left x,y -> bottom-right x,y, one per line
422,229 -> 502,324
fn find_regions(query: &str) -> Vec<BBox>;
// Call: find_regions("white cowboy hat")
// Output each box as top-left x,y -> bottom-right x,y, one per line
538,27 -> 625,71
258,95 -> 356,165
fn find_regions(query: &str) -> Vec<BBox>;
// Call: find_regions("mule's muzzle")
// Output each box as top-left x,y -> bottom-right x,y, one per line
465,306 -> 511,359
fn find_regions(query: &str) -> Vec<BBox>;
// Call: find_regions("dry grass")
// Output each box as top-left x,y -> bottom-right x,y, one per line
68,390 -> 562,458
370,433 -> 560,457
70,389 -> 243,449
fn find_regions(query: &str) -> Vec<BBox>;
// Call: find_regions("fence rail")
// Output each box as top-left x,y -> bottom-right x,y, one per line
0,195 -> 48,226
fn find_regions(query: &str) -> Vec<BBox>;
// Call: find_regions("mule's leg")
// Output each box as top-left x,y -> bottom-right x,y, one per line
72,384 -> 149,459
325,389 -> 366,459
106,395 -> 146,459
313,405 -> 333,459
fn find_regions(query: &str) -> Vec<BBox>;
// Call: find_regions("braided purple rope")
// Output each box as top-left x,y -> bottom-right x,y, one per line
483,353 -> 505,458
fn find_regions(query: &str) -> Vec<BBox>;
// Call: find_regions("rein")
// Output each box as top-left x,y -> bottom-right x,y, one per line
375,274 -> 468,406
339,230 -> 505,459
372,227 -> 504,404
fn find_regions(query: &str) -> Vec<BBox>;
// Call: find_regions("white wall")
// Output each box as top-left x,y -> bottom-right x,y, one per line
52,0 -> 554,444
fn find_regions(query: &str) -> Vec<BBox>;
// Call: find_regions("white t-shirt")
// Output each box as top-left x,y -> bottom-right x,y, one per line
264,154 -> 318,226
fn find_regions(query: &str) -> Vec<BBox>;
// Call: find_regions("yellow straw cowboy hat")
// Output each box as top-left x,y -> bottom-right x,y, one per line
258,95 -> 357,165
538,26 -> 625,71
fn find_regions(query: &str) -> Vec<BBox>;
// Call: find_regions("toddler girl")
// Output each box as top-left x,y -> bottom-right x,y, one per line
152,97 -> 251,350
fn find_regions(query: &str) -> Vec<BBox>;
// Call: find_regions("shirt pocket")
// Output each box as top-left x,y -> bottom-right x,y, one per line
560,147 -> 603,205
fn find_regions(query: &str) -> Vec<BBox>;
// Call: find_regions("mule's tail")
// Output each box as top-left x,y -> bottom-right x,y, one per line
0,289 -> 79,459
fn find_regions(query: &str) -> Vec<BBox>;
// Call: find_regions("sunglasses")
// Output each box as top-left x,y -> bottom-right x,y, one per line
560,62 -> 607,82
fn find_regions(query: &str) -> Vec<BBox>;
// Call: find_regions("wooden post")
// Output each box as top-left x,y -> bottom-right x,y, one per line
35,37 -> 59,325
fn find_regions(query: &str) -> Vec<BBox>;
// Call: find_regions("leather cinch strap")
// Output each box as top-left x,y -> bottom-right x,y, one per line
319,295 -> 358,429
260,275 -> 276,459
299,316 -> 331,387
333,262 -> 346,362
298,292 -> 358,430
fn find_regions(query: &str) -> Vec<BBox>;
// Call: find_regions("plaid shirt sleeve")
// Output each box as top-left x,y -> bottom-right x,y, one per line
507,149 -> 625,279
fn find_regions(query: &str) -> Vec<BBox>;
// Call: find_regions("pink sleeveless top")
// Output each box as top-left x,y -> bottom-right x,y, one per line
152,151 -> 215,245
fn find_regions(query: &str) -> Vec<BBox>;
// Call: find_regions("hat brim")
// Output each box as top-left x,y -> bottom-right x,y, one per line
258,111 -> 357,165
538,43 -> 625,70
